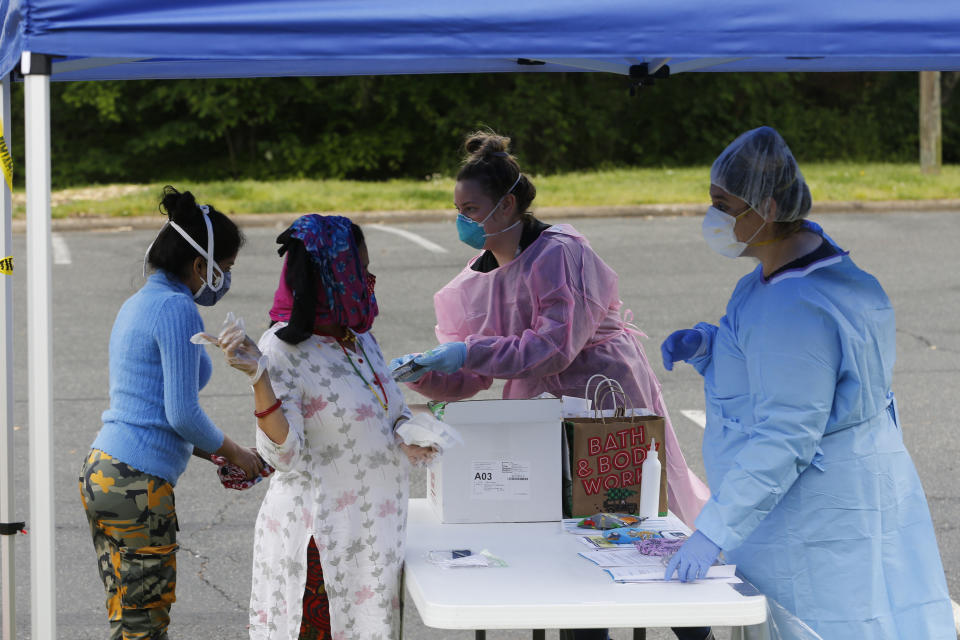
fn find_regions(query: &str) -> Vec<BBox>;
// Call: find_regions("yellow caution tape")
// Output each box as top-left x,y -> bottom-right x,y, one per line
0,117 -> 11,192
0,256 -> 12,275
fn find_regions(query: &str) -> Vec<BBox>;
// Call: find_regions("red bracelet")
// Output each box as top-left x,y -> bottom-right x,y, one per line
254,398 -> 282,419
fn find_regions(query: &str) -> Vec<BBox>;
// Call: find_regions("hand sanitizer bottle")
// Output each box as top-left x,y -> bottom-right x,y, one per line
638,438 -> 661,519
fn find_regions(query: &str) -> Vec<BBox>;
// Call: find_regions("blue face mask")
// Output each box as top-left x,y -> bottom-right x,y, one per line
194,270 -> 231,306
456,173 -> 523,250
456,213 -> 490,250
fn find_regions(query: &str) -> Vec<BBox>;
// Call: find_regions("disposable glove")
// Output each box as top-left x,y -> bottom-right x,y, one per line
389,353 -> 427,383
660,329 -> 703,371
414,342 -> 467,374
204,312 -> 268,383
663,530 -> 721,582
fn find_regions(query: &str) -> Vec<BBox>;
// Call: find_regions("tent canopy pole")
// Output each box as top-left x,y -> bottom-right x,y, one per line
0,72 -> 17,640
22,50 -> 56,640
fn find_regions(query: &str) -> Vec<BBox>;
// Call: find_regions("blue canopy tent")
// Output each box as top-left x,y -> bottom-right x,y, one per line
0,1 -> 958,637
3,0 -> 960,81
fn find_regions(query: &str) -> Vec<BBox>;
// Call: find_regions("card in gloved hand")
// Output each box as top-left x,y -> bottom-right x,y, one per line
391,358 -> 424,382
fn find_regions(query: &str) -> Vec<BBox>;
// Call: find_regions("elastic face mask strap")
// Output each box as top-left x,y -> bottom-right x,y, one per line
484,219 -> 522,240
743,207 -> 769,246
507,172 -> 522,195
481,172 -> 524,227
500,173 -> 523,210
169,207 -> 224,291
142,224 -> 166,278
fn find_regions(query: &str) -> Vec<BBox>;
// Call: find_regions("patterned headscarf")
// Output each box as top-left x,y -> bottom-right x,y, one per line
269,215 -> 378,344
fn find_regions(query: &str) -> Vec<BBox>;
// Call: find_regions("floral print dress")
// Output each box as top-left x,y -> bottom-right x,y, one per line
249,324 -> 410,640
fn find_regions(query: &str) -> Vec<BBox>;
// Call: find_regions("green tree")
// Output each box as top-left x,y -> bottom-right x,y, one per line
1,71 -> 940,188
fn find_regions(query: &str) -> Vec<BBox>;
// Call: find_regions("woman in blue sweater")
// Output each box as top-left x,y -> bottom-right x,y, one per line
79,186 -> 262,640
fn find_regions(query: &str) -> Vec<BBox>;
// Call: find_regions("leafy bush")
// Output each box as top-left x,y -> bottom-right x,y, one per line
3,71 -> 946,189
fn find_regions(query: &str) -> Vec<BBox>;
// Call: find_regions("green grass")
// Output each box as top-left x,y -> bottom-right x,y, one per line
11,163 -> 960,219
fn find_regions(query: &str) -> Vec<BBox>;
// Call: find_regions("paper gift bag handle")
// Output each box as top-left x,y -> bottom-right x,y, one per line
584,374 -> 633,423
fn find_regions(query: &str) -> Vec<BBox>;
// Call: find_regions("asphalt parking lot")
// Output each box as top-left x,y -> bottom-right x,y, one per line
3,209 -> 958,638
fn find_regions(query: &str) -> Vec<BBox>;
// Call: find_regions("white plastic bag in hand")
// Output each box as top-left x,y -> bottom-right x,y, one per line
219,312 -> 267,383
395,411 -> 464,454
191,312 -> 267,383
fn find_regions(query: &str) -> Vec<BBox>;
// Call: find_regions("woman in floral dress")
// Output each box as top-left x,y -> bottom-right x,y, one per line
219,214 -> 435,640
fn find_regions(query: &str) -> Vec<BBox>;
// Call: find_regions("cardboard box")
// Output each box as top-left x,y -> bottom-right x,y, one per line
427,397 -> 562,524
566,414 -> 667,518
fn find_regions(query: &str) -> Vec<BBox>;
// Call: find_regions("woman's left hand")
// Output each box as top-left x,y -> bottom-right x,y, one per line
399,442 -> 438,466
219,323 -> 267,383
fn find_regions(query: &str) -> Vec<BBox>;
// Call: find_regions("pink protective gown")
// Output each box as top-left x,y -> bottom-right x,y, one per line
409,224 -> 709,526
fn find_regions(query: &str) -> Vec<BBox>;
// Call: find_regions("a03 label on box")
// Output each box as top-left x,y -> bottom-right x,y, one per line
471,460 -> 531,500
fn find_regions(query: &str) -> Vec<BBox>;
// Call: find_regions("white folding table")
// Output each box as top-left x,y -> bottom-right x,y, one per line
404,499 -> 767,639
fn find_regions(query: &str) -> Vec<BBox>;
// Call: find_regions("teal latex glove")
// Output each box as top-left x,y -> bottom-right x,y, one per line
660,329 -> 703,371
663,530 -> 721,582
415,342 -> 467,374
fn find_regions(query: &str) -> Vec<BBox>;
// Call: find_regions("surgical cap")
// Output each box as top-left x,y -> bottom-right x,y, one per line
710,126 -> 812,222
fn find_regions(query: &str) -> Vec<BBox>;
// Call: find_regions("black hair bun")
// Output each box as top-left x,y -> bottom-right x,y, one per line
159,185 -> 200,224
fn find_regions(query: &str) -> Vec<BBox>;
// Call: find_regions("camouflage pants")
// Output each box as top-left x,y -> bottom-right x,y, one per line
79,449 -> 178,640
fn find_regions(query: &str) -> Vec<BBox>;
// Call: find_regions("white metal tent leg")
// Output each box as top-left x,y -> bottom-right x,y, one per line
0,74 -> 17,640
22,52 -> 55,640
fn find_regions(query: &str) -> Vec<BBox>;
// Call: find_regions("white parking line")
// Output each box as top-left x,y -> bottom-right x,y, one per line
953,598 -> 960,634
52,234 -> 72,265
681,409 -> 706,429
367,224 -> 448,254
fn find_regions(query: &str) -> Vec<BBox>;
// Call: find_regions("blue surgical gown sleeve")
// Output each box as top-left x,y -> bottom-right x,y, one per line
694,292 -> 841,551
687,322 -> 718,375
462,242 -> 612,380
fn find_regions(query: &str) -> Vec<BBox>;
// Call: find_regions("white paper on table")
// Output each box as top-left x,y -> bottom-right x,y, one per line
605,564 -> 739,583
578,549 -> 666,569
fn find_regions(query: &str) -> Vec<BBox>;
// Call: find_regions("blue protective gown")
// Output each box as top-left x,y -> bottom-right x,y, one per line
689,223 -> 954,639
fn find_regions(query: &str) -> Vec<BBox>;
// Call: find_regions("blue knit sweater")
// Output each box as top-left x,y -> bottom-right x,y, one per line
92,271 -> 224,485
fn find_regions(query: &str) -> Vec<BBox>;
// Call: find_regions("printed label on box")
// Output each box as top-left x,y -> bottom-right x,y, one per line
471,460 -> 531,500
